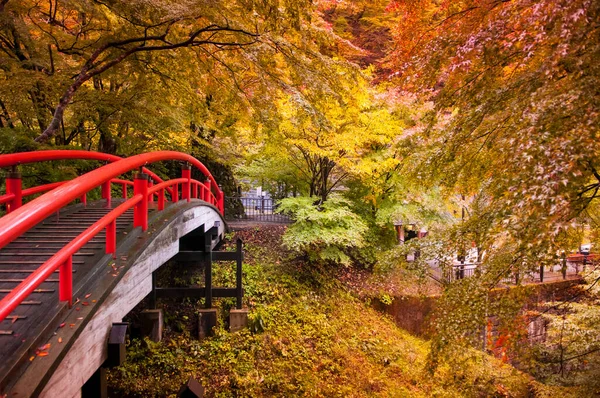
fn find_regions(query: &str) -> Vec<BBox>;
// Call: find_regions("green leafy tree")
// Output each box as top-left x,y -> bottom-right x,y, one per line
277,195 -> 368,265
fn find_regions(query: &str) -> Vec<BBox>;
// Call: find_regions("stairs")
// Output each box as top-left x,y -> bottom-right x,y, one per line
0,201 -> 135,384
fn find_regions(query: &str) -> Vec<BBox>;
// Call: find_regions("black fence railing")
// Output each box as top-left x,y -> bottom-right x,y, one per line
224,196 -> 292,223
429,260 -> 591,285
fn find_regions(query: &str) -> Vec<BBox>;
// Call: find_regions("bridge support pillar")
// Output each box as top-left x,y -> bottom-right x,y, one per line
141,309 -> 163,342
197,308 -> 217,340
229,309 -> 248,332
178,377 -> 205,398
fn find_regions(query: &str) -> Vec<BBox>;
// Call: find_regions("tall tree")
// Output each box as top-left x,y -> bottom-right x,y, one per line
386,0 -> 600,268
0,0 -> 357,154
379,0 -> 600,374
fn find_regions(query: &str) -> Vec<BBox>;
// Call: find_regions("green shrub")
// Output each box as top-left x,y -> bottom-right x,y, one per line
277,195 -> 368,265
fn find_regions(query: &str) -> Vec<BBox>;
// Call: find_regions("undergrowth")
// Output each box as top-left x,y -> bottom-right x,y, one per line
107,226 -> 578,397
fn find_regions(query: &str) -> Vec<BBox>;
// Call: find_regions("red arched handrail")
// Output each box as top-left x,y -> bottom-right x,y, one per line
0,151 -> 224,322
0,151 -> 223,249
0,179 -> 129,205
0,150 -> 173,197
0,196 -> 142,322
0,149 -> 120,167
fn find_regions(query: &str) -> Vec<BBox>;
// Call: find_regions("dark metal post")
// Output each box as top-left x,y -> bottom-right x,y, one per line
205,233 -> 213,309
539,264 -> 544,282
149,272 -> 157,310
236,238 -> 243,309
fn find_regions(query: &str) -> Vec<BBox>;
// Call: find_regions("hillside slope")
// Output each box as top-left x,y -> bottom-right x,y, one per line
108,226 -> 579,397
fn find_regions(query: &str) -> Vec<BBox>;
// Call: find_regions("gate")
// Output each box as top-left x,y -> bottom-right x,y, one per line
224,196 -> 292,223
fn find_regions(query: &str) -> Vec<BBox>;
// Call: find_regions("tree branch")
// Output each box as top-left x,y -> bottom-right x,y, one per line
35,24 -> 260,143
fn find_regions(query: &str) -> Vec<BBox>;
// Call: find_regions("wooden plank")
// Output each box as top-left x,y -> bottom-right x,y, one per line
24,233 -> 106,236
43,222 -> 130,226
0,289 -> 54,293
36,226 -> 93,229
0,270 -> 76,273
2,315 -> 27,321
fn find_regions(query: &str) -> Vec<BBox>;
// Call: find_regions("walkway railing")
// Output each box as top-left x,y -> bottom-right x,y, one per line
430,259 -> 592,285
0,150 -> 224,322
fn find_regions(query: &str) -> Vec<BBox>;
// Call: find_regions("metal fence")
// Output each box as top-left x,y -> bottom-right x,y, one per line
224,196 -> 292,223
429,260 -> 592,285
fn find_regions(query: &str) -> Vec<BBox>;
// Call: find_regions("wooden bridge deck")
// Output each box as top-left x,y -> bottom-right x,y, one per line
0,199 -> 145,391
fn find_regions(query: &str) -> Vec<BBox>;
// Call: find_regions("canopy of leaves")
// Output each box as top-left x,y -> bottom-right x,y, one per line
385,0 -> 600,260
0,0 -> 360,156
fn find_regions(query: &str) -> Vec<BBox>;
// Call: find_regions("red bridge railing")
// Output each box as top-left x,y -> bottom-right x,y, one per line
0,150 -> 224,322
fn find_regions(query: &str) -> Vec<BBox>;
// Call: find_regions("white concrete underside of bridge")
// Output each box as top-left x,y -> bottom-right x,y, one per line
34,205 -> 223,398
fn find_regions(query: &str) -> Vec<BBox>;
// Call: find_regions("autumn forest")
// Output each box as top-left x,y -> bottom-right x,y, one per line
1,0 -> 600,396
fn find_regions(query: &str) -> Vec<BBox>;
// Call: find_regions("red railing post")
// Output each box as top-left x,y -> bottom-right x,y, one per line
182,163 -> 191,202
59,256 -> 73,305
79,192 -> 87,206
203,178 -> 211,202
106,219 -> 116,258
218,185 -> 224,214
121,183 -> 127,198
101,180 -> 111,207
172,183 -> 179,203
158,188 -> 165,211
191,182 -> 197,199
148,180 -> 154,204
5,168 -> 22,214
133,172 -> 149,231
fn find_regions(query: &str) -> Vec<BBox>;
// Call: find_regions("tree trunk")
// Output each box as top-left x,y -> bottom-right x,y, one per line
29,83 -> 49,134
0,99 -> 14,128
35,76 -> 87,143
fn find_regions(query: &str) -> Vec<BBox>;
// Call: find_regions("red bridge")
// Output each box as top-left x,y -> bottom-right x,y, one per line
0,150 -> 226,397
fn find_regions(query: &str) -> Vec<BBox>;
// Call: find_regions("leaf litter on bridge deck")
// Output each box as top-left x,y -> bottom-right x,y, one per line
108,225 -> 579,397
